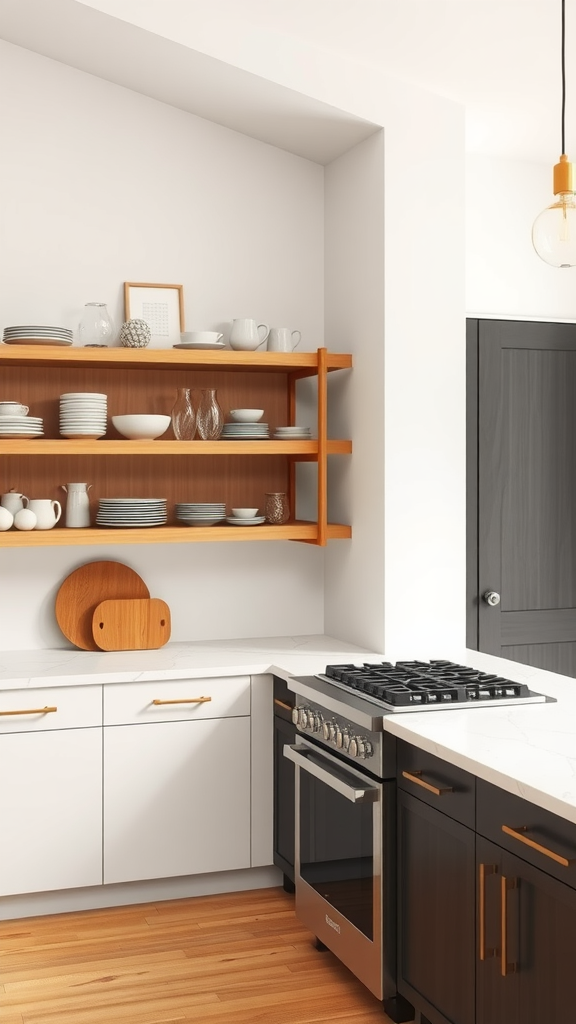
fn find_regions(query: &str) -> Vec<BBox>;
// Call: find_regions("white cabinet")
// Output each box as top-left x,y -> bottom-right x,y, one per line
0,685 -> 102,896
103,676 -> 251,884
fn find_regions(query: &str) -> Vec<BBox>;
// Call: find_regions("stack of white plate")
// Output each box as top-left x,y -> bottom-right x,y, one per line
2,325 -> 73,346
60,392 -> 107,438
225,514 -> 267,526
96,498 -> 168,528
175,502 -> 226,526
221,422 -> 269,440
0,415 -> 44,438
273,425 -> 313,440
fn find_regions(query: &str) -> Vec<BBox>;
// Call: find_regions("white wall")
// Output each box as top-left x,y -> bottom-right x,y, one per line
0,40 -> 325,650
466,154 -> 576,320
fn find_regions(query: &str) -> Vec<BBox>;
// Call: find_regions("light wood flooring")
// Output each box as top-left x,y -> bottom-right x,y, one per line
0,886 -> 398,1024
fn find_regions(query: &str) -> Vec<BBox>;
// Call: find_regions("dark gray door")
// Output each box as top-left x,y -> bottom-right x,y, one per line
468,318 -> 576,674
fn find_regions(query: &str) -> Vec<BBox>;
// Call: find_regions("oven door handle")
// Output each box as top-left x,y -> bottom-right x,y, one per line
283,744 -> 379,804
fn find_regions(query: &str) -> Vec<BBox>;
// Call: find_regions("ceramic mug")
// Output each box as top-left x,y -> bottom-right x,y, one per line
229,319 -> 270,351
267,327 -> 302,353
180,331 -> 224,345
0,402 -> 29,417
0,491 -> 29,515
27,499 -> 62,530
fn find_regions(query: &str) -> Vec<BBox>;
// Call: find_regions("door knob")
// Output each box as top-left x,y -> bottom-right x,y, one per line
483,591 -> 501,607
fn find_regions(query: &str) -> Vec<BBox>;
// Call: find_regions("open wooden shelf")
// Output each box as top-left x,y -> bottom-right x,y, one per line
0,345 -> 353,547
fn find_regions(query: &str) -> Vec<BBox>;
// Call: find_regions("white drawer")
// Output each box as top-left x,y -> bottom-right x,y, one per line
0,685 -> 102,734
103,675 -> 251,725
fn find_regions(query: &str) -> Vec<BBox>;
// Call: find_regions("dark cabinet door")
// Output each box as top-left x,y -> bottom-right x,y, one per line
397,789 -> 476,1024
467,317 -> 576,674
477,836 -> 576,1024
273,706 -> 296,883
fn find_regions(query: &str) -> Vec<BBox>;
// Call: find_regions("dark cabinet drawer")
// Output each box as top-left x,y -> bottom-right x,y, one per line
477,779 -> 576,891
397,740 -> 475,828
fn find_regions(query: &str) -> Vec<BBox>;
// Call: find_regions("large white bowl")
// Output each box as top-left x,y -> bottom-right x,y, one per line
112,414 -> 171,440
229,409 -> 264,423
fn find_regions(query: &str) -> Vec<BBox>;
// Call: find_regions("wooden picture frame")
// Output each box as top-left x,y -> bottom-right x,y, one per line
124,283 -> 185,349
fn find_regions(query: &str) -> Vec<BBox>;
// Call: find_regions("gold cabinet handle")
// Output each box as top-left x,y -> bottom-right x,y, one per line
0,706 -> 57,716
274,698 -> 292,711
152,697 -> 212,706
501,875 -> 518,976
402,769 -> 454,796
501,824 -> 572,867
479,863 -> 497,961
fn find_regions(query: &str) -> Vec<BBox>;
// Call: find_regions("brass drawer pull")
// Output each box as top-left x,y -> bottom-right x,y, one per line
402,769 -> 454,796
501,875 -> 518,977
501,824 -> 572,867
479,863 -> 497,961
0,706 -> 57,716
152,697 -> 212,706
274,698 -> 292,712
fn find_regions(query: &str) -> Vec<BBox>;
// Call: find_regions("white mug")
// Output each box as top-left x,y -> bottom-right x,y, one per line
229,319 -> 270,351
0,491 -> 29,515
0,402 -> 29,417
27,499 -> 62,530
267,327 -> 302,353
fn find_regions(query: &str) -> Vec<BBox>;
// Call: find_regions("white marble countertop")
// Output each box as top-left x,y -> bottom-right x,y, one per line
2,638 -> 576,825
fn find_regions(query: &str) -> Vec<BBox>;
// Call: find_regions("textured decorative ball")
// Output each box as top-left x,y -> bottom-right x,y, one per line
119,319 -> 151,348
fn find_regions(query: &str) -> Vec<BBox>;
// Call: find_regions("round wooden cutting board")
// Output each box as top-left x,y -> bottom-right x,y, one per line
55,561 -> 150,651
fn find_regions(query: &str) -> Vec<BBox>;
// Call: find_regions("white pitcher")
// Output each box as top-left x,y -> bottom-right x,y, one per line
0,490 -> 29,515
267,327 -> 302,352
61,483 -> 92,528
27,499 -> 62,530
229,318 -> 270,351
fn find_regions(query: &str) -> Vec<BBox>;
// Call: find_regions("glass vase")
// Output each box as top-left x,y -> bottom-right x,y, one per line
171,388 -> 196,440
196,388 -> 224,440
78,302 -> 115,347
265,492 -> 290,524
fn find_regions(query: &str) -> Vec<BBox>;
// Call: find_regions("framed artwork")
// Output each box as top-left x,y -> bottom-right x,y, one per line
124,283 -> 184,348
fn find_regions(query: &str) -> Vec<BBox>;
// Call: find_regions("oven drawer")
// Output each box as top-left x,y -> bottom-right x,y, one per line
477,779 -> 576,890
397,739 -> 475,828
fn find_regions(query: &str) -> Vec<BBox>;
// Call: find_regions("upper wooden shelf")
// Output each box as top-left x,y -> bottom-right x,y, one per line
0,345 -> 352,377
1,439 -> 352,457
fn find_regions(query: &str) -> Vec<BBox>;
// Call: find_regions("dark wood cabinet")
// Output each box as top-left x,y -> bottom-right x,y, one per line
397,758 -> 476,1024
272,677 -> 296,888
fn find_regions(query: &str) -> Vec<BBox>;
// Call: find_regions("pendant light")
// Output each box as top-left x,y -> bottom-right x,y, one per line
532,0 -> 576,267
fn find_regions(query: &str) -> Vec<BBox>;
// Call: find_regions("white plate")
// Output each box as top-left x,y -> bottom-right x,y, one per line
172,342 -> 226,350
225,516 -> 267,525
60,431 -> 106,439
2,338 -> 73,346
60,393 -> 107,399
177,519 -> 223,526
0,432 -> 44,438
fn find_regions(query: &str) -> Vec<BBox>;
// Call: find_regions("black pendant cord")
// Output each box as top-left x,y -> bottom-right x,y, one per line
557,0 -> 561,153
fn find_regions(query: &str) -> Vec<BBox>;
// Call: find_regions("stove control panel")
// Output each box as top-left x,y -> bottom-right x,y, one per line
292,704 -> 375,761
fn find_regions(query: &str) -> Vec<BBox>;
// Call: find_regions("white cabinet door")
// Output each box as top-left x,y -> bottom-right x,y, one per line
103,716 -> 251,884
0,728 -> 102,896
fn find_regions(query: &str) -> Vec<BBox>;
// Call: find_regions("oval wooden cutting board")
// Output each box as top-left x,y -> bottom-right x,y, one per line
55,561 -> 150,651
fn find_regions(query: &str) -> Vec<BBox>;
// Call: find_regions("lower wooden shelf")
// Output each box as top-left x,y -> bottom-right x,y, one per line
0,521 -> 352,547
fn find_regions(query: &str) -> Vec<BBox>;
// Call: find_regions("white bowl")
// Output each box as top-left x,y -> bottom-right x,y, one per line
229,409 -> 264,423
112,414 -> 171,440
231,507 -> 259,518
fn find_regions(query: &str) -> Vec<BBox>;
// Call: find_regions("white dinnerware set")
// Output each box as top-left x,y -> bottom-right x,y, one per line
221,408 -> 269,440
2,324 -> 73,346
176,321 -> 302,353
175,502 -> 226,527
0,491 -> 62,531
0,401 -> 44,438
59,392 -> 107,438
226,508 -> 266,526
174,331 -> 225,351
96,498 -> 168,528
273,425 -> 312,440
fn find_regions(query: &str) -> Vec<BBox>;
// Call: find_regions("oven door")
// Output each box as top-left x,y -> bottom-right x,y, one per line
285,736 -> 391,1000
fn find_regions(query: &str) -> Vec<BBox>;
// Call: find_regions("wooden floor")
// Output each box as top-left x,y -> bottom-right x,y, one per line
0,887 -> 397,1024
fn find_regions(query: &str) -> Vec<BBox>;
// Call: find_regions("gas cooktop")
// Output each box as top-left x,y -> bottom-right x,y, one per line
315,659 -> 549,712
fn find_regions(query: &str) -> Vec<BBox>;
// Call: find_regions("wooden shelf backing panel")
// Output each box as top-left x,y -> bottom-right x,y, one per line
0,345 -> 352,374
0,522 -> 352,546
0,454 -> 289,520
1,365 -> 291,439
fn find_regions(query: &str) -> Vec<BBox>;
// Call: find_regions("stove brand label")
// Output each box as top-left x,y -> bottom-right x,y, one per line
325,914 -> 341,934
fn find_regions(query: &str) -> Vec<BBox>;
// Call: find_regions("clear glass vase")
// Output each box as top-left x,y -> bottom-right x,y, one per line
265,492 -> 290,524
78,302 -> 115,347
171,388 -> 196,440
196,388 -> 224,440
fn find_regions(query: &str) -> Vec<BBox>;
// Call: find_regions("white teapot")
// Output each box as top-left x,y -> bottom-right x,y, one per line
27,499 -> 62,530
0,490 -> 29,515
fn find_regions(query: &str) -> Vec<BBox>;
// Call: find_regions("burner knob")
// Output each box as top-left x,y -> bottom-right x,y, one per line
335,725 -> 344,748
293,705 -> 310,729
483,590 -> 501,607
342,728 -> 351,751
322,719 -> 336,741
348,736 -> 360,757
309,710 -> 323,733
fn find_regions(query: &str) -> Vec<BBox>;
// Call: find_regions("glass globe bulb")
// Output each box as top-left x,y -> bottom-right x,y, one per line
532,193 -> 576,267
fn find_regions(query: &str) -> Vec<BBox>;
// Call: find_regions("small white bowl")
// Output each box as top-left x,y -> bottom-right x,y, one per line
229,409 -> 264,423
231,507 -> 259,518
112,414 -> 171,440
